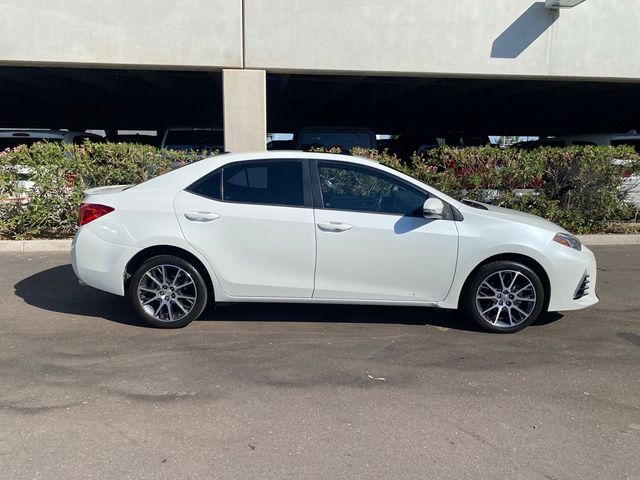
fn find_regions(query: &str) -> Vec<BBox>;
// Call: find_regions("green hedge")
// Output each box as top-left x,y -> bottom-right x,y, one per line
0,142 -> 205,239
0,142 -> 639,239
353,145 -> 640,234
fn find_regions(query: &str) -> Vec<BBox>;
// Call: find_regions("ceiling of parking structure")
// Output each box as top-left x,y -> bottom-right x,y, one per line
1,67 -> 640,136
0,66 -> 223,130
267,74 -> 640,136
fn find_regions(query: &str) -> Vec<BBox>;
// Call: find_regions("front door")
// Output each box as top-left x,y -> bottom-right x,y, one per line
312,161 -> 458,302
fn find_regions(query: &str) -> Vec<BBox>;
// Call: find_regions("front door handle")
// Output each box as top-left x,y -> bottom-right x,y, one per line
184,211 -> 220,222
317,222 -> 353,232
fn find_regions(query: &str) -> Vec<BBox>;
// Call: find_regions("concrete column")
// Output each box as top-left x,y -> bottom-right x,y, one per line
223,69 -> 267,153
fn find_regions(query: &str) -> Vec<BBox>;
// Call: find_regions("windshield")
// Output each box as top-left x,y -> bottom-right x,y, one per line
163,130 -> 224,152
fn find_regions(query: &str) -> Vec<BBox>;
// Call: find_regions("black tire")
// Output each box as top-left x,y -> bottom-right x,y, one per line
127,255 -> 208,328
462,261 -> 545,333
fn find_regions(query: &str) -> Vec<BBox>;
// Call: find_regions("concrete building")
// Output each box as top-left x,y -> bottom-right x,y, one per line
1,0 -> 639,151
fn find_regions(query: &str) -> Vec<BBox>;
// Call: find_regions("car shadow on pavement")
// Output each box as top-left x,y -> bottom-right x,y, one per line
14,264 -> 562,332
203,302 -> 479,331
14,264 -> 150,327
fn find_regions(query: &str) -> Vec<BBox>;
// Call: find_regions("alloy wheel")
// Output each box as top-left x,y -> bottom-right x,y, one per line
475,270 -> 537,329
137,264 -> 198,323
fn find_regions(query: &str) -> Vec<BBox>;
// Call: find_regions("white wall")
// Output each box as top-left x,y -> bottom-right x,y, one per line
244,0 -> 640,81
0,0 -> 242,69
1,0 -> 639,81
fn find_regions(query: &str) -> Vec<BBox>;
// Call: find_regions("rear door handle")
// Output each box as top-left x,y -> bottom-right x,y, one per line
317,222 -> 353,232
184,211 -> 220,222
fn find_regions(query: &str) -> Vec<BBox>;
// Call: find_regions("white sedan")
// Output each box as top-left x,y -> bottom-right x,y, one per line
71,151 -> 598,333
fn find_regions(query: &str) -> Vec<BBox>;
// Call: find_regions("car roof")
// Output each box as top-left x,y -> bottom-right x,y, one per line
208,150 -> 380,165
296,127 -> 375,132
610,135 -> 640,141
164,127 -> 224,132
0,129 -> 95,138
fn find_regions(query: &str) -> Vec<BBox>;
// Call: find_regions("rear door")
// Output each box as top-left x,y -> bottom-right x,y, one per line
174,159 -> 316,298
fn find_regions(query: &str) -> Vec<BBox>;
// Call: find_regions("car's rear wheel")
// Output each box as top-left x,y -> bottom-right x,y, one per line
128,255 -> 208,328
463,261 -> 545,333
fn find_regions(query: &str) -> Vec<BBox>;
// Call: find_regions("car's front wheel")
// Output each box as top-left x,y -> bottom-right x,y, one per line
128,255 -> 208,328
462,261 -> 545,333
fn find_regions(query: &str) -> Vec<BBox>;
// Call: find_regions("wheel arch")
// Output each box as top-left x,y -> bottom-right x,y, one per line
124,245 -> 215,298
457,253 -> 551,311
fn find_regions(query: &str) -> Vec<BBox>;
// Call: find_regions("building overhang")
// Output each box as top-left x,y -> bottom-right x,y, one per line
545,0 -> 587,9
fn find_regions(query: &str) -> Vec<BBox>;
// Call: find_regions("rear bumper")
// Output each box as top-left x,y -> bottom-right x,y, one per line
71,227 -> 139,297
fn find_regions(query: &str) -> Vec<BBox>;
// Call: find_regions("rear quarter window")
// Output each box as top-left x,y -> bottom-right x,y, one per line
187,171 -> 222,200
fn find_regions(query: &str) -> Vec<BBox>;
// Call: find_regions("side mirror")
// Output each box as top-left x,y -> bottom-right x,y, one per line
423,198 -> 445,218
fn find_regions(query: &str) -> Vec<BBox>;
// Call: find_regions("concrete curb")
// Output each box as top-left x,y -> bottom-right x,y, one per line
0,235 -> 639,252
0,239 -> 72,253
577,234 -> 640,246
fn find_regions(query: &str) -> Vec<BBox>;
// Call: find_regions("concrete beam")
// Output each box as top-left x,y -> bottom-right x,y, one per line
223,69 -> 266,153
545,0 -> 587,8
0,0 -> 243,69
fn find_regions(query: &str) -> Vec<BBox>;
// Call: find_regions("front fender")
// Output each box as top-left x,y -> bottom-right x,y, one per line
437,216 -> 555,310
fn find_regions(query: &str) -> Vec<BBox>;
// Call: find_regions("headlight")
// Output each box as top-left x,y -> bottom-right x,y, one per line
553,232 -> 582,251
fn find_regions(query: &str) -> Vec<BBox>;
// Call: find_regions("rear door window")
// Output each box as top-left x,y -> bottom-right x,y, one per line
188,161 -> 306,207
222,161 -> 305,207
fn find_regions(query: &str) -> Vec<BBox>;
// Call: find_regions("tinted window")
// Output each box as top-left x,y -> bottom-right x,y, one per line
515,140 -> 565,150
300,131 -> 374,151
189,171 -> 221,200
318,163 -> 427,215
611,139 -> 640,153
73,135 -> 104,145
0,138 -> 61,150
537,140 -> 566,147
462,136 -> 490,147
222,162 -> 304,207
112,135 -> 158,146
164,130 -> 224,152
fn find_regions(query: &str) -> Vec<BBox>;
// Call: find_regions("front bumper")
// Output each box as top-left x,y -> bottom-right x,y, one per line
545,242 -> 599,312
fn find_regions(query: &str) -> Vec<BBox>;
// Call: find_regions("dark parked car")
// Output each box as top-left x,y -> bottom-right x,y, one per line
161,128 -> 224,153
295,127 -> 377,152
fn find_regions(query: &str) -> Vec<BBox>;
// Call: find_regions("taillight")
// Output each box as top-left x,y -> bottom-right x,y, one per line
78,203 -> 114,226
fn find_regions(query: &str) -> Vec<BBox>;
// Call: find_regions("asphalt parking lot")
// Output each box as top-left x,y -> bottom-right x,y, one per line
0,246 -> 639,480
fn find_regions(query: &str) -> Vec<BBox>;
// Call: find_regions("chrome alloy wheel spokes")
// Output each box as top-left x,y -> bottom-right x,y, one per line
137,265 -> 197,322
475,270 -> 536,328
